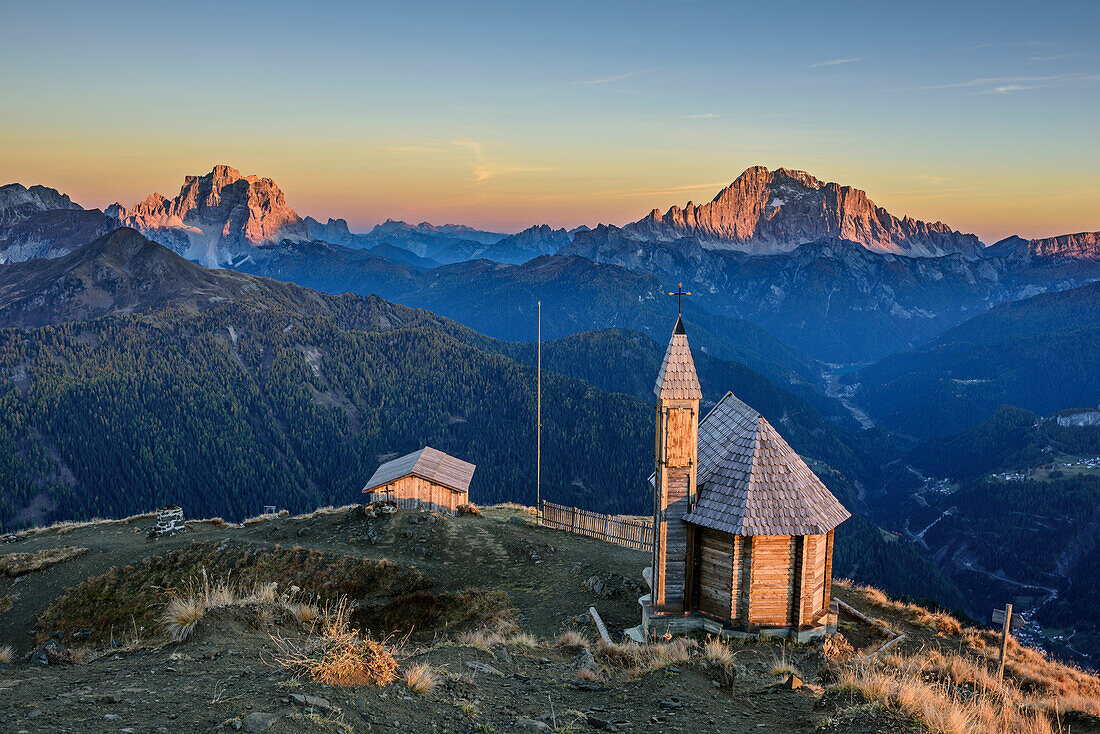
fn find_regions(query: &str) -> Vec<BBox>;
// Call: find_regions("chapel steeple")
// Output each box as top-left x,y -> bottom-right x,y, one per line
651,316 -> 701,612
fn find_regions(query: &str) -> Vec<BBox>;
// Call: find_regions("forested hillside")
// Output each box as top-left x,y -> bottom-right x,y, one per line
851,326 -> 1100,439
0,300 -> 653,526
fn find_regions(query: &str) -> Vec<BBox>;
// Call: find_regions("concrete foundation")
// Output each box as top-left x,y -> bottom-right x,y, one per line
626,567 -> 837,644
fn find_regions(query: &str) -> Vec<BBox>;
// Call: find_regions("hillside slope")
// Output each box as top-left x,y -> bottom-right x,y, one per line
0,506 -> 1096,733
851,282 -> 1100,439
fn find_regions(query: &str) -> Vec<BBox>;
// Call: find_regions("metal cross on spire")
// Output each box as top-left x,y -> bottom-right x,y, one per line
669,282 -> 691,316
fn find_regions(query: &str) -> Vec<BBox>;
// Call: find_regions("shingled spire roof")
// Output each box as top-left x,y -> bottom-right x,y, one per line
654,315 -> 703,400
684,392 -> 850,536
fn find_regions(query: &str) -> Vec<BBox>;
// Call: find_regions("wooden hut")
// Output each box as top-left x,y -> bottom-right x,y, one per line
643,316 -> 850,641
362,446 -> 475,516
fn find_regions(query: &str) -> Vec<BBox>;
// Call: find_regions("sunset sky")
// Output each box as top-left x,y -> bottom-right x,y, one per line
2,0 -> 1097,243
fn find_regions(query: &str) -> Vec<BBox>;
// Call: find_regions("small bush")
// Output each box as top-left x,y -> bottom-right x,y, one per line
271,599 -> 399,687
703,637 -> 734,668
456,504 -> 482,517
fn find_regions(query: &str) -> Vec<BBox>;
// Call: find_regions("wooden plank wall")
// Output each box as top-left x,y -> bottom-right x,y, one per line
798,533 -> 828,623
659,472 -> 690,608
365,475 -> 463,515
539,501 -> 653,552
748,535 -> 794,627
697,528 -> 733,618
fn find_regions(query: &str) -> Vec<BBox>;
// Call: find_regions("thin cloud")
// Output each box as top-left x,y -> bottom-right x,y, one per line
899,73 -> 1099,94
571,69 -> 652,85
1027,53 -> 1077,62
451,138 -> 553,183
811,57 -> 859,68
984,84 -> 1041,94
593,181 -> 731,198
686,113 -> 718,119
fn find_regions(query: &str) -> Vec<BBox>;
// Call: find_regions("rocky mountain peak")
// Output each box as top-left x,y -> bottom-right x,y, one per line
988,231 -> 1100,261
0,183 -> 83,226
113,165 -> 309,266
607,166 -> 983,258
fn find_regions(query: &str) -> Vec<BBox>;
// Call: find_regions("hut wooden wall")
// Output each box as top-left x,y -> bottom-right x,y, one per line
797,533 -> 829,624
374,476 -> 463,515
691,528 -> 837,630
747,535 -> 795,627
696,528 -> 746,622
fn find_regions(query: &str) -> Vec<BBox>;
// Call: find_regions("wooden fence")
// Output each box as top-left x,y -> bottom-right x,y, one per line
539,500 -> 653,552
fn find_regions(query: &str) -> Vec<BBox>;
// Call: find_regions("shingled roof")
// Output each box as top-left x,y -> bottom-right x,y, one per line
654,315 -> 703,400
683,392 -> 850,536
362,446 -> 476,495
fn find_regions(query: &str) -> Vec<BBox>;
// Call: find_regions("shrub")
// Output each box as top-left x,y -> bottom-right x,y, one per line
271,599 -> 399,687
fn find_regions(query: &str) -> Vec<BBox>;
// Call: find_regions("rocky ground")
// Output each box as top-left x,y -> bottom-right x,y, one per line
1,505 -> 1096,733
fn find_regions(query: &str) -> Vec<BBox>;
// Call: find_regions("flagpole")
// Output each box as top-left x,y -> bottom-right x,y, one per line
536,300 -> 542,523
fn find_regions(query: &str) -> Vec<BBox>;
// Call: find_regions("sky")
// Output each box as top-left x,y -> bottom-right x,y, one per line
1,0 -> 1098,243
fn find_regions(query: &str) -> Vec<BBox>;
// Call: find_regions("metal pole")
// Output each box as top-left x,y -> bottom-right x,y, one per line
998,603 -> 1012,682
537,300 -> 541,523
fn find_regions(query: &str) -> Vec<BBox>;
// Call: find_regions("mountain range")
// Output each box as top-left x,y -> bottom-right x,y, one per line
2,163 -> 1097,367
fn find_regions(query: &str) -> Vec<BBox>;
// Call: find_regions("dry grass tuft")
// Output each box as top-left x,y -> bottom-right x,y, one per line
290,602 -> 322,626
0,546 -> 88,576
453,615 -> 521,650
703,637 -> 734,668
491,502 -> 537,516
770,649 -> 802,679
0,644 -> 13,664
271,599 -> 400,687
163,596 -> 206,642
456,504 -> 482,517
822,633 -> 857,663
556,630 -> 591,650
242,510 -> 288,526
403,662 -> 438,695
574,667 -> 604,683
595,637 -> 697,674
508,632 -> 539,649
0,593 -> 18,613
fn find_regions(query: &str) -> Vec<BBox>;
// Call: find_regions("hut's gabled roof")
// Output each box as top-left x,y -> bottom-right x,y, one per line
362,446 -> 476,495
684,392 -> 850,536
654,315 -> 703,400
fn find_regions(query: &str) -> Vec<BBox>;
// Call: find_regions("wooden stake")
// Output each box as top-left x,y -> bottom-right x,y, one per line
589,606 -> 612,645
998,602 -> 1012,682
536,300 -> 541,523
